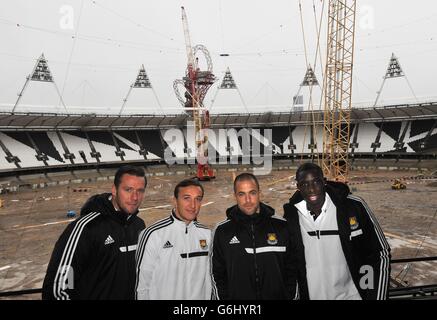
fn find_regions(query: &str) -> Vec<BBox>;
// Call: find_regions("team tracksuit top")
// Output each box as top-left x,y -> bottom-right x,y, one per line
42,193 -> 145,300
283,181 -> 391,300
211,203 -> 299,300
135,211 -> 212,300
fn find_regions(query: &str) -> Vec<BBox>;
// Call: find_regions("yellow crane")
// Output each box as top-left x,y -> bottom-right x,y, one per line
322,0 -> 357,182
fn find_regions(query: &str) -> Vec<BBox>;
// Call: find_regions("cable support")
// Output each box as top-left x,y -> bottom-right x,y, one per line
404,73 -> 419,103
297,0 -> 325,164
0,17 -> 181,53
298,0 -> 310,68
312,0 -> 326,80
59,0 -> 85,112
89,0 -> 180,45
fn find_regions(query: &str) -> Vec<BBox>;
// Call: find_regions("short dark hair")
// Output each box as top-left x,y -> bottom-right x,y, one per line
114,165 -> 147,188
296,162 -> 324,181
233,172 -> 259,193
174,179 -> 204,199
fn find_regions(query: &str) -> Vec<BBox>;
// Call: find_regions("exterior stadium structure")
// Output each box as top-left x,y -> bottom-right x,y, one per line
0,101 -> 436,176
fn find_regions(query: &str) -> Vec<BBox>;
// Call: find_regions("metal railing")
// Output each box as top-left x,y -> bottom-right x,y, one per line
1,256 -> 436,299
388,256 -> 437,300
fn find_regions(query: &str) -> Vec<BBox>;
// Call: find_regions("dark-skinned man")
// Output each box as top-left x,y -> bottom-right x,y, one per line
283,162 -> 391,300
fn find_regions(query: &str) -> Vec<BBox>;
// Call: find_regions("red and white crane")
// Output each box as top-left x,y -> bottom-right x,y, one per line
174,6 -> 216,180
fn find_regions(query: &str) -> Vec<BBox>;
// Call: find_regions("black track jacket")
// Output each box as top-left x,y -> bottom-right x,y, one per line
42,193 -> 145,300
283,181 -> 391,300
211,202 -> 298,300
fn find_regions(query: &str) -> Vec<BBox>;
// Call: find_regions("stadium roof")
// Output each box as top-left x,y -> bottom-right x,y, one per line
0,101 -> 436,130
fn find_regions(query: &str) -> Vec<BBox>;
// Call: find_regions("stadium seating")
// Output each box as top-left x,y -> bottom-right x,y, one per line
0,118 -> 435,171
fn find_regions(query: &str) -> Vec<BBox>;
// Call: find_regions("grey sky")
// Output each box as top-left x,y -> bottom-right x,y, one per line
1,0 -> 437,114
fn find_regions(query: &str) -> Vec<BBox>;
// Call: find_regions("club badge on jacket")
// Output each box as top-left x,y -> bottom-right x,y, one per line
200,239 -> 208,250
267,233 -> 278,245
349,216 -> 359,230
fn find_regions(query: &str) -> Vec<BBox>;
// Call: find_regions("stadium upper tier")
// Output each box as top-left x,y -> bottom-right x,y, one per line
0,101 -> 436,130
0,103 -> 435,172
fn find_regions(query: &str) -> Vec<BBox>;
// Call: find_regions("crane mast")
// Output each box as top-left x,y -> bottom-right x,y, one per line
322,0 -> 357,182
181,7 -> 195,68
177,7 -> 215,180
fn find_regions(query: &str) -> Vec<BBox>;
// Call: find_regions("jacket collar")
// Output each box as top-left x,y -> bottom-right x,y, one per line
294,193 -> 334,221
171,209 -> 195,229
109,194 -> 140,224
80,192 -> 139,225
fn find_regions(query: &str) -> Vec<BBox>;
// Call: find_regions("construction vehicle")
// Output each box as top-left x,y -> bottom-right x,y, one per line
67,210 -> 76,218
392,179 -> 406,190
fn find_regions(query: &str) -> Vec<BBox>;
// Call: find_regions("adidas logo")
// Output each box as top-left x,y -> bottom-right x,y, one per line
104,235 -> 115,245
163,240 -> 173,249
229,236 -> 240,244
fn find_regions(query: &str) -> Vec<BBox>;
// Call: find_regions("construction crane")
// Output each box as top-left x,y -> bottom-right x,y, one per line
322,0 -> 357,183
174,6 -> 216,180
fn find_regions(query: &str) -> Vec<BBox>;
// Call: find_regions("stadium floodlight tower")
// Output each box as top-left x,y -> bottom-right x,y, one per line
174,6 -> 216,180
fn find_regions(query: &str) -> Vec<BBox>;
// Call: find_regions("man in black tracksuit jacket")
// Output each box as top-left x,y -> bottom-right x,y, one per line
42,166 -> 146,300
211,173 -> 298,300
283,163 -> 391,300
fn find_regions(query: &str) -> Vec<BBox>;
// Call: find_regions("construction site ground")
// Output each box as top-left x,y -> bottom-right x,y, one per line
1,164 -> 436,299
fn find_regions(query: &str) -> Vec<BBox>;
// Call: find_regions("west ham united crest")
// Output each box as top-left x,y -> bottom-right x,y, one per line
267,233 -> 278,245
349,216 -> 359,230
200,239 -> 208,250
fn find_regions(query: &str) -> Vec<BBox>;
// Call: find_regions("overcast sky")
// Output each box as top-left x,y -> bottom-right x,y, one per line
1,0 -> 437,114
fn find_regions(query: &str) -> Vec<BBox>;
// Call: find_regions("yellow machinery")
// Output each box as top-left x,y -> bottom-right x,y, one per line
391,179 -> 406,190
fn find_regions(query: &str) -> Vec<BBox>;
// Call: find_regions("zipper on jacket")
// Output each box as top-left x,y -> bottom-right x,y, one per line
251,221 -> 261,300
185,222 -> 191,297
122,224 -> 131,296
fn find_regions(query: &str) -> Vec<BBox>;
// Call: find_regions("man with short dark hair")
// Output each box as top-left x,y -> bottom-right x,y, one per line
211,173 -> 298,300
135,178 -> 211,299
233,172 -> 260,193
283,162 -> 391,300
42,165 -> 147,300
